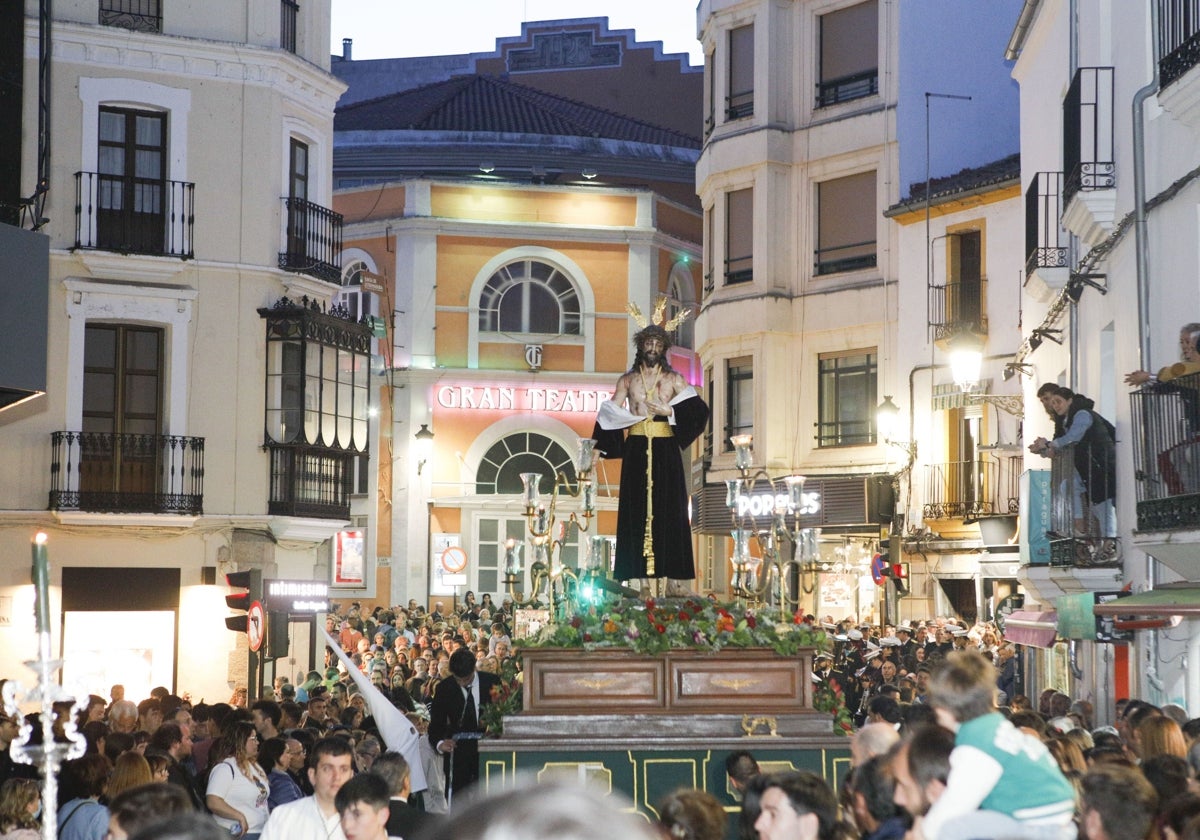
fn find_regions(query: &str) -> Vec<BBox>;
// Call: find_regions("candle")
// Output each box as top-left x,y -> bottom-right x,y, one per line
32,532 -> 49,634
504,539 -> 522,576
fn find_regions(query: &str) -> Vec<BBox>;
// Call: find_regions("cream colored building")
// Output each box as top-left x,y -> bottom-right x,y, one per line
0,0 -> 356,702
694,0 -> 1024,618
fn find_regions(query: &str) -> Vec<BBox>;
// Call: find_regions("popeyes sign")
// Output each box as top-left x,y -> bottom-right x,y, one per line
436,383 -> 612,414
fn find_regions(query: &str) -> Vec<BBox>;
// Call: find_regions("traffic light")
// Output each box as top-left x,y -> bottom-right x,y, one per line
891,561 -> 909,596
266,610 -> 290,660
225,569 -> 263,637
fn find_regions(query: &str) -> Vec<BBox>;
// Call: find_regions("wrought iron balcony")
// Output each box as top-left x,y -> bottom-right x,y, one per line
99,0 -> 162,33
929,277 -> 988,341
1063,67 -> 1115,205
267,442 -> 356,520
279,197 -> 343,285
1130,369 -> 1200,530
49,431 -> 204,515
1042,447 -> 1120,567
922,460 -> 996,520
75,172 -> 194,258
816,69 -> 879,108
1024,171 -> 1069,279
280,0 -> 298,53
1160,0 -> 1200,89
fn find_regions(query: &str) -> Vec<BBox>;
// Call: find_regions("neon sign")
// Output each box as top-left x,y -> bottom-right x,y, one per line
436,384 -> 612,414
735,491 -> 821,518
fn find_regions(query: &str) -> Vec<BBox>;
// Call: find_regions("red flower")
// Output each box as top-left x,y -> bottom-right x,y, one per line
570,615 -> 582,628
746,615 -> 757,629
717,608 -> 731,618
645,598 -> 656,609
583,632 -> 593,642
655,624 -> 666,633
678,612 -> 690,621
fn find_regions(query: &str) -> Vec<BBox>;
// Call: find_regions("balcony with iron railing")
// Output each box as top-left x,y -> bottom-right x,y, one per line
1130,369 -> 1200,530
916,456 -> 1022,520
929,277 -> 988,342
281,0 -> 298,52
1024,171 -> 1069,296
99,0 -> 162,32
816,68 -> 879,108
1042,446 -> 1120,567
1062,67 -> 1116,246
279,197 -> 343,285
267,442 -> 355,520
49,431 -> 204,515
74,172 -> 194,258
1159,0 -> 1200,89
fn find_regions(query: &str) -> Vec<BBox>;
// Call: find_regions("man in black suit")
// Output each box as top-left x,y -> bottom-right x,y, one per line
428,648 -> 497,803
371,751 -> 440,838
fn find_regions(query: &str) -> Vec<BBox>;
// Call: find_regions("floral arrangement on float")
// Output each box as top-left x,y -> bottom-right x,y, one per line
518,597 -> 827,655
482,598 -> 850,735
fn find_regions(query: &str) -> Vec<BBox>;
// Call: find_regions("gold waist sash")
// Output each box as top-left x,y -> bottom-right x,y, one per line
628,419 -> 674,438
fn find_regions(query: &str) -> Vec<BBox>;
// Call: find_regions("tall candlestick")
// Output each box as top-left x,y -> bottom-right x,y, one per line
32,533 -> 49,634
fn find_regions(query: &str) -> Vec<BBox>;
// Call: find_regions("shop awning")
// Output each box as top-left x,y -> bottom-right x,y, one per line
1092,584 -> 1200,618
1003,609 -> 1058,648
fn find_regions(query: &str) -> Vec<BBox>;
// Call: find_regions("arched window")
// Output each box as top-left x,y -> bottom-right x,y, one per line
667,263 -> 696,349
478,259 -> 581,336
475,432 -> 576,495
342,259 -> 368,287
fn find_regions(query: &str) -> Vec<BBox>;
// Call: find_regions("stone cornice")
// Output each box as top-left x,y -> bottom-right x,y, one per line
34,21 -> 345,118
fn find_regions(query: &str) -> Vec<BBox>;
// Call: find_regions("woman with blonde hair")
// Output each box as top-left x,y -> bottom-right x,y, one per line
205,721 -> 269,838
0,778 -> 40,840
106,752 -> 153,801
1139,714 -> 1189,760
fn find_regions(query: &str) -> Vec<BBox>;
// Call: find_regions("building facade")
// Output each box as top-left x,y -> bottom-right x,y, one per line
331,20 -> 705,607
0,0 -> 352,701
1011,0 -> 1200,712
694,0 -> 1023,618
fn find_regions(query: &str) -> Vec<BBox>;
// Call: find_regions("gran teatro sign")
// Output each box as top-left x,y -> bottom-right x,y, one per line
436,383 -> 612,414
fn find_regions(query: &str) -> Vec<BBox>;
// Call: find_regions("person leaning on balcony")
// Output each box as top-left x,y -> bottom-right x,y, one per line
1126,322 -> 1200,495
1030,387 -> 1118,562
1124,322 -> 1200,387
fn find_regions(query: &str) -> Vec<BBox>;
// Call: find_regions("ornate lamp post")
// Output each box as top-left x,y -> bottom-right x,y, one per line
502,437 -> 614,620
724,435 -> 824,621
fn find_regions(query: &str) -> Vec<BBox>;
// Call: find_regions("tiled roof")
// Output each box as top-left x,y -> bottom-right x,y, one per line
898,153 -> 1021,207
335,74 -> 701,150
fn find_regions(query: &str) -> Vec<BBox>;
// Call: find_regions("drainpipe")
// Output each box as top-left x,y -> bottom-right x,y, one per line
1134,2 -> 1159,371
1069,0 -> 1079,387
1134,0 -> 1162,705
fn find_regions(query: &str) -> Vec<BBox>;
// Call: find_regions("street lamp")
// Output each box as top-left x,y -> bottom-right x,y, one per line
876,395 -> 901,443
948,332 -> 985,393
414,424 -> 434,475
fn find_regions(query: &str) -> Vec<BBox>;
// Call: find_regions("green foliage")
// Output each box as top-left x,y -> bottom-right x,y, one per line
517,597 -> 827,657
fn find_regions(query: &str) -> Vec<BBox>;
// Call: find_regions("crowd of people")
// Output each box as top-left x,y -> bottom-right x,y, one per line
1,595 -> 1198,840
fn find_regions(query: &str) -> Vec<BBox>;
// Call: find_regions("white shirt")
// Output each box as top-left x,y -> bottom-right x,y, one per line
206,758 -> 269,833
259,796 -> 345,840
